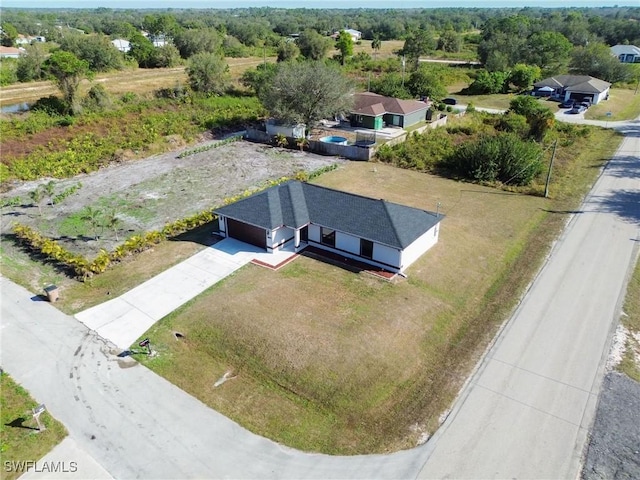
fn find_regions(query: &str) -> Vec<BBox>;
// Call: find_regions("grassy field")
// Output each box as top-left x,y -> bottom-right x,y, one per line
586,87 -> 640,121
0,374 -> 67,480
619,258 -> 640,382
133,127 -> 620,455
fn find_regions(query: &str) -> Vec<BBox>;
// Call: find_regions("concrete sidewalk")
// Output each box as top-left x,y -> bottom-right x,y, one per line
75,238 -> 297,349
20,436 -> 113,479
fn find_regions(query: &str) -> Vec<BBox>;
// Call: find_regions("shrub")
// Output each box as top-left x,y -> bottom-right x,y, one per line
31,96 -> 67,116
445,133 -> 543,185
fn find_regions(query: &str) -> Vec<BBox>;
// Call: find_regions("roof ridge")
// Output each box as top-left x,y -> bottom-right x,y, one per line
381,200 -> 404,249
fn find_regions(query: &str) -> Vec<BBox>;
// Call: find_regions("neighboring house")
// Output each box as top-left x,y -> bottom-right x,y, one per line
350,92 -> 430,130
111,39 -> 131,53
533,75 -> 611,105
214,180 -> 444,273
332,28 -> 362,41
265,119 -> 305,139
0,46 -> 25,59
15,35 -> 45,45
610,44 -> 640,63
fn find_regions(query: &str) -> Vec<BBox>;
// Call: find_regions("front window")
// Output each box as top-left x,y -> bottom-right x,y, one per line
321,227 -> 335,247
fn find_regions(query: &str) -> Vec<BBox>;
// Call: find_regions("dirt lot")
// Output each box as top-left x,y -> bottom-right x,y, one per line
1,139 -> 342,258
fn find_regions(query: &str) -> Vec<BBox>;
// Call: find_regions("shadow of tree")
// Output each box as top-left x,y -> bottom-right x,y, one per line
591,189 -> 640,225
604,154 -> 640,180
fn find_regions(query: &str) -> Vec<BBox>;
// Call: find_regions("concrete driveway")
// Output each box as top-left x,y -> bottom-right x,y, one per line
75,238 -> 296,349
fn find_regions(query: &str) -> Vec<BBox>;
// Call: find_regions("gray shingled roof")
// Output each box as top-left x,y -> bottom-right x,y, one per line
534,75 -> 611,94
352,92 -> 429,116
214,181 -> 443,250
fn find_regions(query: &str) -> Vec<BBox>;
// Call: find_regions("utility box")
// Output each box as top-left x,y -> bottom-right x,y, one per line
44,285 -> 59,302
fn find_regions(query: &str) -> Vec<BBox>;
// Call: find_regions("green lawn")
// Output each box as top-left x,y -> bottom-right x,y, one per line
0,373 -> 67,480
586,87 -> 640,121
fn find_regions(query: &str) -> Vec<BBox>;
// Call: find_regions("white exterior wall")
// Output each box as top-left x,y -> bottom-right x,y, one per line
269,226 -> 294,250
400,224 -> 440,270
308,224 -> 321,243
372,243 -> 401,269
335,231 -> 360,255
593,88 -> 609,104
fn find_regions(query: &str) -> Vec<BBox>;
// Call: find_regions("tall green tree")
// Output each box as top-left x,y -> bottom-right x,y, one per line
260,61 -> 354,132
438,30 -> 462,53
335,30 -> 354,66
186,52 -> 230,95
44,50 -> 92,114
371,35 -> 382,60
59,34 -> 124,72
1,22 -> 18,47
524,31 -> 572,75
407,64 -> 448,100
16,43 -> 47,82
173,28 -> 222,59
277,39 -> 299,62
401,29 -> 437,69
297,29 -> 331,61
509,64 -> 541,91
570,42 -> 631,83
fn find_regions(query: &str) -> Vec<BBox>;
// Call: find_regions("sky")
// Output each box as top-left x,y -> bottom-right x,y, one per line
0,0 -> 634,9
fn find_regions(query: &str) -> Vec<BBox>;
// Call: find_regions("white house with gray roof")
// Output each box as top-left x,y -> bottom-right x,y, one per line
214,181 -> 443,273
533,75 -> 611,105
610,44 -> 640,64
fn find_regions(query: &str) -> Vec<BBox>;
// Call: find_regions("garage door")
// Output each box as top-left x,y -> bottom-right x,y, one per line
227,219 -> 266,248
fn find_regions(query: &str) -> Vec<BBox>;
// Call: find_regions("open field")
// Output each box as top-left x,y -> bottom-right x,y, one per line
0,373 -> 67,480
0,57 -> 271,107
131,126 -> 619,455
586,87 -> 640,121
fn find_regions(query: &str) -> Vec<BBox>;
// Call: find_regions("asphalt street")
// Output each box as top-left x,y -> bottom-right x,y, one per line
1,115 -> 638,479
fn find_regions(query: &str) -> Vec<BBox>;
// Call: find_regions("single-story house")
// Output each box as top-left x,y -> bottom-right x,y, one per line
214,181 -> 444,273
15,35 -> 46,45
332,29 -> 362,41
350,92 -> 430,130
111,39 -> 131,53
0,46 -> 25,59
533,75 -> 611,105
610,44 -> 640,64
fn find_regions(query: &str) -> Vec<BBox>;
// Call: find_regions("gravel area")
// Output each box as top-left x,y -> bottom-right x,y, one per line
582,372 -> 640,480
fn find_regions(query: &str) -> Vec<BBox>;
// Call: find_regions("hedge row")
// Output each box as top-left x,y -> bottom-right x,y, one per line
176,134 -> 243,159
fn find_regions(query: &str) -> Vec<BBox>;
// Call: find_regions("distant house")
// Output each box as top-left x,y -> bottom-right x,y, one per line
610,44 -> 640,64
533,75 -> 611,105
350,92 -> 430,130
15,35 -> 45,45
332,28 -> 362,42
214,181 -> 443,273
0,46 -> 25,59
111,39 -> 131,53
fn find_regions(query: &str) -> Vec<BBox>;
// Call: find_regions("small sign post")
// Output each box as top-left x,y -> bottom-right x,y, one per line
606,111 -> 612,128
32,404 -> 46,432
139,338 -> 152,356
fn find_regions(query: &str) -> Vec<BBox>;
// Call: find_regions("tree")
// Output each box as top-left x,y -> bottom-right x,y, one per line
297,29 -> 331,61
335,30 -> 354,66
570,42 -> 631,84
240,62 -> 277,96
153,44 -> 181,68
43,181 -> 56,206
173,28 -> 222,59
103,209 -> 122,241
59,34 -> 124,72
438,30 -> 462,53
509,63 -> 541,91
1,22 -> 18,47
371,35 -> 381,60
16,43 -> 47,82
277,40 -> 299,62
260,61 -> 354,133
407,64 -> 448,100
508,96 -> 555,141
187,52 -> 230,95
467,70 -> 510,94
370,72 -> 412,99
29,186 -> 45,216
524,31 -> 572,75
402,29 -> 437,69
44,50 -> 92,115
81,206 -> 103,240
143,13 -> 178,41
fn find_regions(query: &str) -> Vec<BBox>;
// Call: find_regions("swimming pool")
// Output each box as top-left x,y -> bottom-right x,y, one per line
320,135 -> 348,145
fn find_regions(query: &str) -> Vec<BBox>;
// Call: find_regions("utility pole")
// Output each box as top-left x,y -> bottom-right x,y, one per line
401,55 -> 406,87
544,139 -> 558,198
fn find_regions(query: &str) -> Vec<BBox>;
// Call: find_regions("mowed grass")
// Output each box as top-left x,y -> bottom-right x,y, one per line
0,374 -> 67,480
585,87 -> 640,121
619,258 -> 640,382
138,127 -> 619,454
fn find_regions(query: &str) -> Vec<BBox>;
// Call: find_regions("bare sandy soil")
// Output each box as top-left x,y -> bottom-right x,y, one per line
1,139 -> 342,258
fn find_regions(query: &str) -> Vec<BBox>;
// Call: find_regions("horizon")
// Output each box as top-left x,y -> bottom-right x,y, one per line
1,0 -> 636,9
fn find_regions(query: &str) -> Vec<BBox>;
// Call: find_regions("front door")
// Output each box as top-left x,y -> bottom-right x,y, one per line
300,225 -> 308,243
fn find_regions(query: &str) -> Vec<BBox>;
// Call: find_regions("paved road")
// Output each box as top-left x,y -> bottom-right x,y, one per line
0,277 -> 430,479
417,118 -> 640,478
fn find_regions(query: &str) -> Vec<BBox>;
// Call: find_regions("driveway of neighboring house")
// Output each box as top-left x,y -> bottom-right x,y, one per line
75,238 -> 297,349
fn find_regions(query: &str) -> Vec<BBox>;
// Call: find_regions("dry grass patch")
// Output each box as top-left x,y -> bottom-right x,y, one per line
586,87 -> 640,121
619,258 -> 640,381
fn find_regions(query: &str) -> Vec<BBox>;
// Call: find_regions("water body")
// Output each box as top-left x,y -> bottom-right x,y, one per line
0,102 -> 30,114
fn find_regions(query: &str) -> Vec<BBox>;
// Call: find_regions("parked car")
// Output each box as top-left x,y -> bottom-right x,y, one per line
560,100 -> 575,108
578,101 -> 591,109
568,105 -> 587,114
443,97 -> 457,105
